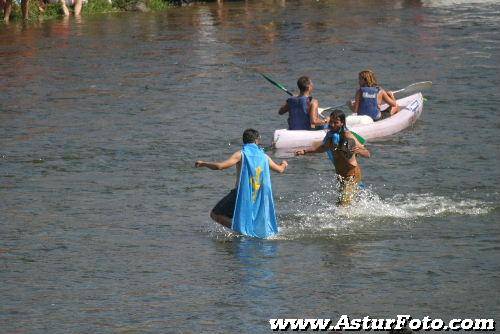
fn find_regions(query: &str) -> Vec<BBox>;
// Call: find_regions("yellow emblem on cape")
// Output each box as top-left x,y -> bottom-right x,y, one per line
250,166 -> 263,202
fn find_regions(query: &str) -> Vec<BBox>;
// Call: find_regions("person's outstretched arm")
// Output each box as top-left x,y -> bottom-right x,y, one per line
268,157 -> 288,173
295,142 -> 328,156
195,151 -> 241,170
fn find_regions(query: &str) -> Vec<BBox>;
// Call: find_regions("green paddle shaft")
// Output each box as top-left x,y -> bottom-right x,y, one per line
259,72 -> 293,96
352,132 -> 366,145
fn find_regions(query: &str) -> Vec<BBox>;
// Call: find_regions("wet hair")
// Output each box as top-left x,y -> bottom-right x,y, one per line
359,69 -> 378,87
329,109 -> 347,132
242,128 -> 260,144
297,76 -> 312,93
330,109 -> 355,157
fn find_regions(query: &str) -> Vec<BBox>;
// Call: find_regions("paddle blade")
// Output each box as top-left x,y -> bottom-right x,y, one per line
394,81 -> 432,98
352,131 -> 366,145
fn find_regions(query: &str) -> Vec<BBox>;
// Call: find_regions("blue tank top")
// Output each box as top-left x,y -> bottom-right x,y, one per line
358,86 -> 380,120
287,96 -> 311,130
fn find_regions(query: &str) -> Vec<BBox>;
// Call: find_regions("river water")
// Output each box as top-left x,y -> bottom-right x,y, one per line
1,0 -> 499,332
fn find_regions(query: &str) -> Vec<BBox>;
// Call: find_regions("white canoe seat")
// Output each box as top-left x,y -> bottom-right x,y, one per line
346,115 -> 374,127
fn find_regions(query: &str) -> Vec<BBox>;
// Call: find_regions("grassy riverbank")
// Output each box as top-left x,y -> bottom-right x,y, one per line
2,0 -> 177,23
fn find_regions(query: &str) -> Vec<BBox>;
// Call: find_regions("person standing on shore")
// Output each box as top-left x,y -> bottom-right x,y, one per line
58,0 -> 83,16
295,110 -> 370,206
2,0 -> 29,22
195,128 -> 288,238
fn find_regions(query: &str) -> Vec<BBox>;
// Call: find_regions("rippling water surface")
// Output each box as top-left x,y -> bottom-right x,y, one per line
1,0 -> 499,332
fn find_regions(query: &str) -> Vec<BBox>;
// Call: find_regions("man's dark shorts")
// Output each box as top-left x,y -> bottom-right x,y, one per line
212,188 -> 237,218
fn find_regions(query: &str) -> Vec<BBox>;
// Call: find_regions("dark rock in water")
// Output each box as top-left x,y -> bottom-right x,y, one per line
171,0 -> 191,5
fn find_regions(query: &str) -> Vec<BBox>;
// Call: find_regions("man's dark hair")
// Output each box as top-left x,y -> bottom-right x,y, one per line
297,76 -> 312,93
329,109 -> 346,127
329,109 -> 348,140
242,128 -> 260,144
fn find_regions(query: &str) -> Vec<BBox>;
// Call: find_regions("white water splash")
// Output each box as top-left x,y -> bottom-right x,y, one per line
394,193 -> 492,217
274,183 -> 494,239
204,184 -> 494,240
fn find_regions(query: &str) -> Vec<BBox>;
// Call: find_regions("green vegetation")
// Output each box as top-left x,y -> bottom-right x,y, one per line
1,0 -> 175,23
111,0 -> 138,11
43,3 -> 66,18
1,1 -> 59,21
81,0 -> 116,15
145,0 -> 169,11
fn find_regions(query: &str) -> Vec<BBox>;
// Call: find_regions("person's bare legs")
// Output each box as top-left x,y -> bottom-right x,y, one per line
37,0 -> 45,12
21,0 -> 28,20
388,91 -> 399,115
338,177 -> 358,206
210,211 -> 232,229
3,0 -> 12,22
60,0 -> 69,16
74,0 -> 82,16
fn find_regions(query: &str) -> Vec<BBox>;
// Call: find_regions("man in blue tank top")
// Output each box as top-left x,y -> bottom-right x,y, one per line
278,76 -> 329,130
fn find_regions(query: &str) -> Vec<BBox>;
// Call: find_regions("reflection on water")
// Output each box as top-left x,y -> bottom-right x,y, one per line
230,239 -> 279,289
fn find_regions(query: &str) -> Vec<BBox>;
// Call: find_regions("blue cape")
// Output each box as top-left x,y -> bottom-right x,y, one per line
323,130 -> 340,163
232,144 -> 278,238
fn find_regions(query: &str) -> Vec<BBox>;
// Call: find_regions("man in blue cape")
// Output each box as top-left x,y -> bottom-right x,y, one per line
195,129 -> 288,238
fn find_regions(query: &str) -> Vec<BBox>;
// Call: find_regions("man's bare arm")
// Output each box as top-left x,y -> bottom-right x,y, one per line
345,132 -> 371,158
268,157 -> 288,173
295,141 -> 329,156
195,151 -> 242,170
308,99 -> 328,127
279,102 -> 290,115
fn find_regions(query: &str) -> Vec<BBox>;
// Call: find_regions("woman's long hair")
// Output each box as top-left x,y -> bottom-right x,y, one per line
359,69 -> 378,87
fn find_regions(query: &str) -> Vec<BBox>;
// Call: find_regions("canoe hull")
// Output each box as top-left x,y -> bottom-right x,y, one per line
273,93 -> 424,149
